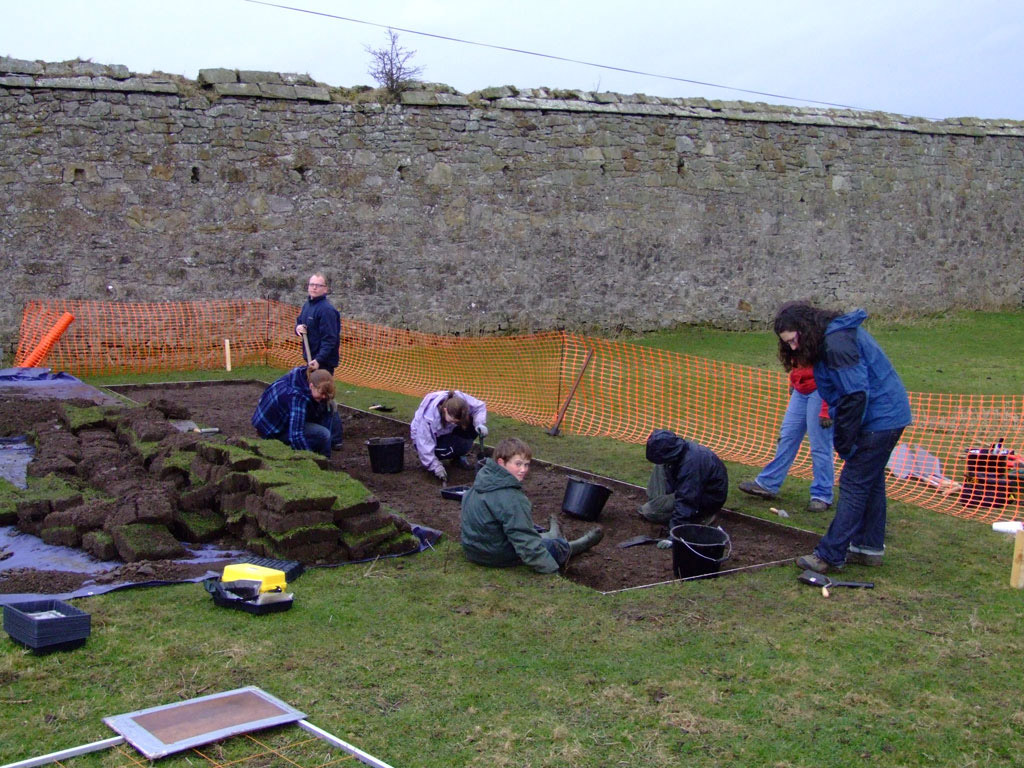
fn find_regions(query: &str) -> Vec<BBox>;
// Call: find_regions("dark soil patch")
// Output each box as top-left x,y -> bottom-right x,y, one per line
2,380 -> 820,594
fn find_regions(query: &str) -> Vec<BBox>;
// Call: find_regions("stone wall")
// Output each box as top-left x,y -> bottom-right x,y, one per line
2,57 -> 1023,360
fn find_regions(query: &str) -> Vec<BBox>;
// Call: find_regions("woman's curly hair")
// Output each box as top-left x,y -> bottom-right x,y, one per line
773,301 -> 840,370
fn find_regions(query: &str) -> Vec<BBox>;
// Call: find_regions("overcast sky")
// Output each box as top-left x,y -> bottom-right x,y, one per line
3,0 -> 1023,120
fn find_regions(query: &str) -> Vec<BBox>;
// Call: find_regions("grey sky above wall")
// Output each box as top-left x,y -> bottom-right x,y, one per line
3,0 -> 1024,121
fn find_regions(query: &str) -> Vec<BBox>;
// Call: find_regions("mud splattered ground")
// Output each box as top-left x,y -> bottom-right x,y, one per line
1,380 -> 819,594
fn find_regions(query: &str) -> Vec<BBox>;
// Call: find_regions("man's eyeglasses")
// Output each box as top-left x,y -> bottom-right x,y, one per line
308,282 -> 327,288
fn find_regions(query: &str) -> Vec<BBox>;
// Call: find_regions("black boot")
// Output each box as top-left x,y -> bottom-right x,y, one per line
568,527 -> 604,556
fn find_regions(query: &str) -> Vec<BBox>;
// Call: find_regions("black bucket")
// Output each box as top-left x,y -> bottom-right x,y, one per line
669,524 -> 732,579
366,437 -> 405,473
561,476 -> 612,521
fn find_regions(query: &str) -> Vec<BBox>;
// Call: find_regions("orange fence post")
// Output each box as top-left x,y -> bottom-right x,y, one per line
547,349 -> 594,436
19,312 -> 75,368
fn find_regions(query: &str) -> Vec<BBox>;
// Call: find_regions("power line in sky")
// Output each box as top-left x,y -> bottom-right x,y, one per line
242,0 -> 870,112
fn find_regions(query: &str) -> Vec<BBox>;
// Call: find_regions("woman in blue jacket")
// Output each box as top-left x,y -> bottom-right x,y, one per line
773,302 -> 912,574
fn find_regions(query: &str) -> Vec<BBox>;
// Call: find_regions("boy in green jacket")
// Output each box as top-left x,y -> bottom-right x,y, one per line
460,437 -> 603,573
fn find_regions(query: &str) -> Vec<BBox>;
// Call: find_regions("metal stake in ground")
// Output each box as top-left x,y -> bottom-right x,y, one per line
547,349 -> 594,437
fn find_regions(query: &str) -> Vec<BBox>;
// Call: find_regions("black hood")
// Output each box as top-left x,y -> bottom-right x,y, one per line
646,429 -> 688,464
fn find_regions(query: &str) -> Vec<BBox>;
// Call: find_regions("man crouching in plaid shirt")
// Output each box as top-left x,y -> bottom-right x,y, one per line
252,366 -> 343,458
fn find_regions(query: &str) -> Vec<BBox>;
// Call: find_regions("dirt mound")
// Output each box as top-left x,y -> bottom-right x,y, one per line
2,380 -> 818,594
110,381 -> 820,592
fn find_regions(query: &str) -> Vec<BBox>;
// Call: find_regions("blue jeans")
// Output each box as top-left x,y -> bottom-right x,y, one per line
815,428 -> 904,565
542,537 -> 571,567
435,427 -> 476,462
756,389 -> 835,503
302,409 -> 344,458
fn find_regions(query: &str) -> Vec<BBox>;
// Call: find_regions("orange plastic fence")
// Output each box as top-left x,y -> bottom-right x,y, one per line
15,298 -> 1022,523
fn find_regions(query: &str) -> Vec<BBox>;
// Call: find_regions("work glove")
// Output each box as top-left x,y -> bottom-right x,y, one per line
819,417 -> 833,429
656,539 -> 673,550
433,466 -> 448,483
476,424 -> 488,438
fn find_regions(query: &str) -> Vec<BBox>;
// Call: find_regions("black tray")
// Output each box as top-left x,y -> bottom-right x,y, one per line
3,599 -> 91,651
210,592 -> 293,615
441,485 -> 471,501
204,578 -> 293,615
240,556 -> 305,583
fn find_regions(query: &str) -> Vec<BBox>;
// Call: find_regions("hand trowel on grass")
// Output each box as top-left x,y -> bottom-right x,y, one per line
797,570 -> 874,589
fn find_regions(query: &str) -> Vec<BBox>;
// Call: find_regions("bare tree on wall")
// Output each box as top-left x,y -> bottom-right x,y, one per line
365,30 -> 424,99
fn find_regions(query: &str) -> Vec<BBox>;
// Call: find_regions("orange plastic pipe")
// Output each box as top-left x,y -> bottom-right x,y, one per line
20,312 -> 75,367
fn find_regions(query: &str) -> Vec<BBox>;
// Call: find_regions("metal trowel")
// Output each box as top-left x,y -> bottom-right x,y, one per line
474,433 -> 487,465
618,535 -> 662,548
797,570 -> 874,589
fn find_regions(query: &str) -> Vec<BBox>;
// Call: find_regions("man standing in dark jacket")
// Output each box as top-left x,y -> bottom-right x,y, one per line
296,272 -> 340,374
640,429 -> 729,529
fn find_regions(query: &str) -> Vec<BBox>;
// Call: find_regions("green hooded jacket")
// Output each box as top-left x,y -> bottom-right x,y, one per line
460,458 -> 559,573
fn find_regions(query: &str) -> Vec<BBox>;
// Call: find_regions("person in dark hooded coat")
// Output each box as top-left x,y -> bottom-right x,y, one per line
640,429 -> 728,529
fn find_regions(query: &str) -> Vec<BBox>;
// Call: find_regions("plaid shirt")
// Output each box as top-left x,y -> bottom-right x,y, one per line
251,366 -> 314,451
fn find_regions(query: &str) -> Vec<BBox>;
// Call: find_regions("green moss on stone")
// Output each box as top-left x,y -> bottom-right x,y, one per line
135,440 -> 162,462
264,484 -> 335,507
285,456 -> 323,472
116,522 -> 163,548
250,439 -> 301,460
112,522 -> 186,560
223,508 -> 248,525
41,525 -> 79,546
389,532 -> 419,552
265,522 -> 338,544
62,403 -> 111,432
162,450 -> 195,473
196,441 -> 264,468
339,523 -> 398,549
177,509 -> 226,539
87,529 -> 114,546
325,474 -> 373,507
0,473 -> 92,524
249,467 -> 300,492
82,529 -> 117,560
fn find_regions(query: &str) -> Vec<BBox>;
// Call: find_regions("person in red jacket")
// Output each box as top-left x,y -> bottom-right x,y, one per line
738,365 -> 835,513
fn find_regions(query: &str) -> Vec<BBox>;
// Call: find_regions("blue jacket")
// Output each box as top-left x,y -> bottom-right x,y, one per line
297,295 -> 340,372
813,309 -> 912,459
646,429 -> 728,528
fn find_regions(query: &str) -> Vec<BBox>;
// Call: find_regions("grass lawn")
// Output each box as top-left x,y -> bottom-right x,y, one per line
2,310 -> 1023,767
